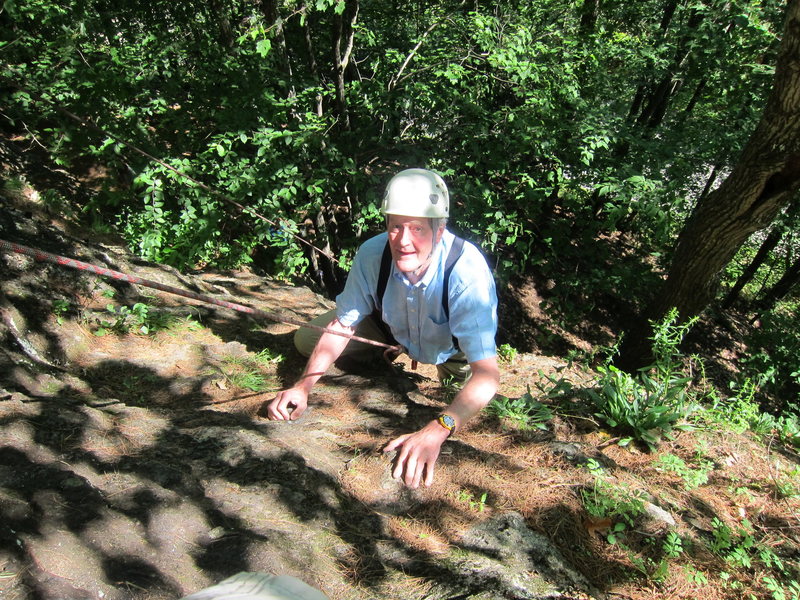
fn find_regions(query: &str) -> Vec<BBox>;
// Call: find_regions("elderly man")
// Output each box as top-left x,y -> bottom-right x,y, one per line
266,169 -> 499,488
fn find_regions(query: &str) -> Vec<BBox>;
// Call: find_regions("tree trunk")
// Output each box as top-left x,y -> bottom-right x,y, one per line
721,226 -> 784,309
697,164 -> 719,201
616,0 -> 800,371
753,254 -> 800,316
635,8 -> 704,129
333,0 -> 359,131
259,0 -> 296,97
579,0 -> 600,37
658,0 -> 680,33
682,79 -> 706,116
209,0 -> 234,49
301,5 -> 324,117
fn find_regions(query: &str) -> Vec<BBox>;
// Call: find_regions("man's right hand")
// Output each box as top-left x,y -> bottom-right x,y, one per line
265,387 -> 308,420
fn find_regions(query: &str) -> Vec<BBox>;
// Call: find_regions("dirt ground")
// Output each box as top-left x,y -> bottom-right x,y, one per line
1,197 -> 799,600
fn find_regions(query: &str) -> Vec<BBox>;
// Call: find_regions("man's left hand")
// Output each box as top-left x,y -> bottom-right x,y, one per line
383,421 -> 450,488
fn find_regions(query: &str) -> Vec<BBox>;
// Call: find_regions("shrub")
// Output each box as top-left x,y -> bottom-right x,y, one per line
587,309 -> 698,450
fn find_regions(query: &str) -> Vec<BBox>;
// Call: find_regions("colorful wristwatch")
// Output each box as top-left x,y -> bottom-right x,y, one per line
437,414 -> 456,435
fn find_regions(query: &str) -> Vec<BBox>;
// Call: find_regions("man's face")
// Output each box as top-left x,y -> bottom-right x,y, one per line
386,214 -> 442,274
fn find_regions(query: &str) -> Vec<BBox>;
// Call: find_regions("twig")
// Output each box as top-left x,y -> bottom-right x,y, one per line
388,19 -> 442,91
597,437 -> 622,450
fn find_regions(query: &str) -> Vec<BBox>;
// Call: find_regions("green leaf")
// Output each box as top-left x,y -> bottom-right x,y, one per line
256,39 -> 271,57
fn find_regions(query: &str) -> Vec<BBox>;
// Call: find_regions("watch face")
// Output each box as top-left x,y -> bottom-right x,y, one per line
441,415 -> 455,429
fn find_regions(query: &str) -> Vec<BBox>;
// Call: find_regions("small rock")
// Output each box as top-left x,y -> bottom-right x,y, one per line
642,501 -> 676,528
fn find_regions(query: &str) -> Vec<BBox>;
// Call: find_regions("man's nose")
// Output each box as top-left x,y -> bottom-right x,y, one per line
398,227 -> 413,245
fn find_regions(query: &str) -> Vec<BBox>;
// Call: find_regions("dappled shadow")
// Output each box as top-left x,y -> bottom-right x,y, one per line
682,310 -> 750,393
2,328 -> 659,599
7,191 -> 786,599
0,133 -> 90,208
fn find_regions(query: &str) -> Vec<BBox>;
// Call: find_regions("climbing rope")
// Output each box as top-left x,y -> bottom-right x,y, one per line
0,238 -> 401,353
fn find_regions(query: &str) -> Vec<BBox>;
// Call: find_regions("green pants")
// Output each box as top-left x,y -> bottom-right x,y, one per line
294,309 -> 471,383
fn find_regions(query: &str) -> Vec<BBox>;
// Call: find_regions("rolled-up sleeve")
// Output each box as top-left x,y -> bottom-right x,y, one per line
334,234 -> 386,327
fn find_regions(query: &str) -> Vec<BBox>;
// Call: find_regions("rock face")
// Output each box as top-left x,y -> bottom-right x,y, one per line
456,512 -> 598,599
0,200 -> 595,600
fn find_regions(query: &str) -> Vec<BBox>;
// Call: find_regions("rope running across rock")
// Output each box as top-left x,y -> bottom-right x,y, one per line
0,238 -> 401,353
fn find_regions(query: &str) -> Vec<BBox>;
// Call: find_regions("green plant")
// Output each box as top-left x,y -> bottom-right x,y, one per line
775,467 -> 800,499
52,299 -> 70,325
704,377 -> 763,434
454,488 -> 488,512
741,308 -> 800,403
587,309 -> 698,450
662,530 -> 684,559
683,565 -> 708,586
226,370 -> 268,392
774,413 -> 800,448
710,517 -> 758,571
655,453 -> 714,490
531,369 -> 577,402
581,459 -> 644,543
219,352 -> 275,392
763,576 -> 800,600
94,302 -> 171,336
253,348 -> 285,366
497,343 -> 518,364
703,382 -> 800,448
487,386 -> 553,430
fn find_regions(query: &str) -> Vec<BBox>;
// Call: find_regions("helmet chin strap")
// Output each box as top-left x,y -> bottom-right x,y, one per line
408,225 -> 441,281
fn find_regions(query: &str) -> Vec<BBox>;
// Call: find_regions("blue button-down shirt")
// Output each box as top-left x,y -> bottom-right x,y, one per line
336,230 -> 498,365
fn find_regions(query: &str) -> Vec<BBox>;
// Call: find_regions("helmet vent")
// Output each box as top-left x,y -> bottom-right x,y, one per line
430,194 -> 439,204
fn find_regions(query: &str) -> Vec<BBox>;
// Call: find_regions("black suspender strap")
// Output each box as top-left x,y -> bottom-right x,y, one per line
376,240 -> 393,311
371,241 -> 398,345
442,236 -> 465,320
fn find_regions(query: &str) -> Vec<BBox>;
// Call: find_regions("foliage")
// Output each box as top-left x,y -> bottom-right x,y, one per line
453,488 -> 488,513
702,377 -> 766,434
487,386 -> 553,430
93,302 -> 174,336
587,364 -> 688,450
654,453 -> 714,490
707,516 -> 800,600
1,0 -> 786,287
219,351 -> 282,392
741,307 -> 800,408
587,309 -> 699,450
52,299 -> 70,325
775,466 -> 800,499
700,376 -> 800,448
497,343 -> 518,364
580,458 -> 645,543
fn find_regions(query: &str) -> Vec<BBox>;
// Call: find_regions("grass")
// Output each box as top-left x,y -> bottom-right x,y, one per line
219,350 -> 283,392
486,386 -> 553,430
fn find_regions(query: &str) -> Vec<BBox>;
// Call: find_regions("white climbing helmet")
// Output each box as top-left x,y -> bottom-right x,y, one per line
381,168 -> 449,219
